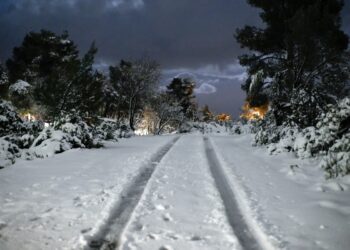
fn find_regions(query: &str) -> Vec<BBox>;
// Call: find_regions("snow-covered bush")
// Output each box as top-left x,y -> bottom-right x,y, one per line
17,134 -> 36,149
30,123 -> 111,159
178,122 -> 195,133
0,139 -> 20,168
253,110 -> 283,145
252,97 -> 350,178
8,80 -> 34,111
0,100 -> 46,167
231,122 -> 255,135
117,124 -> 134,138
321,133 -> 350,179
293,127 -> 319,158
293,98 -> 350,158
54,111 -> 102,148
61,122 -> 97,148
285,87 -> 324,128
0,102 -> 129,167
29,128 -> 76,158
9,80 -> 31,95
24,120 -> 45,137
0,100 -> 27,137
255,124 -> 282,145
0,100 -> 43,148
293,126 -> 334,158
267,126 -> 299,154
24,111 -> 104,159
94,118 -> 120,140
27,111 -> 133,159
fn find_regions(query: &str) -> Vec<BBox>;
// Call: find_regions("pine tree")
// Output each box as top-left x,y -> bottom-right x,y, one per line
166,77 -> 197,120
236,0 -> 349,127
72,42 -> 105,117
202,105 -> 214,122
6,30 -> 104,120
6,30 -> 80,118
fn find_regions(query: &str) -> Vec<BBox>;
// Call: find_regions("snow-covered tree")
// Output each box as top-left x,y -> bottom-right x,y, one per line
236,0 -> 349,128
150,93 -> 184,134
0,100 -> 26,137
109,59 -> 160,130
316,98 -> 350,178
6,30 -> 104,121
166,77 -> 197,121
321,133 -> 350,179
202,105 -> 214,123
70,43 -> 105,117
0,99 -> 43,152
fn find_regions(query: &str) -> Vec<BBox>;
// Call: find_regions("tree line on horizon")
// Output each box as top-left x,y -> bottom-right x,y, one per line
2,0 -> 348,134
0,30 -> 205,134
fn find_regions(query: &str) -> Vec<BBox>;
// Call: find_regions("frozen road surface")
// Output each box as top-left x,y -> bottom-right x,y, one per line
1,134 -> 349,250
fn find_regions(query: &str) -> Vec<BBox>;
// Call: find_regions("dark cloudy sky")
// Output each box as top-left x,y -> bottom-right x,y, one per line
1,0 -> 350,118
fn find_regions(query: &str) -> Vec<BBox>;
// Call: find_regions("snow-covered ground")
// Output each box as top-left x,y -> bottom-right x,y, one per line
211,134 -> 350,250
0,136 -> 176,250
0,134 -> 349,250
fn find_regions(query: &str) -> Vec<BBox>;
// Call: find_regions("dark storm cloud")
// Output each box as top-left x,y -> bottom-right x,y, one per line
0,0 -> 261,68
1,0 -> 349,68
342,2 -> 350,35
0,0 -> 349,117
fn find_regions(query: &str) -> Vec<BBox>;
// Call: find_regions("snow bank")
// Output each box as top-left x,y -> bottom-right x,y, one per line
0,100 -> 42,167
239,97 -> 350,178
95,118 -> 133,140
0,139 -> 20,168
321,133 -> 350,179
29,128 -> 87,158
0,103 -> 129,168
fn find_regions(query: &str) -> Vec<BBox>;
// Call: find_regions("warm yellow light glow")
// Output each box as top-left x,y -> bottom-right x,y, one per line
216,113 -> 231,122
135,109 -> 157,135
20,112 -> 37,122
240,102 -> 269,120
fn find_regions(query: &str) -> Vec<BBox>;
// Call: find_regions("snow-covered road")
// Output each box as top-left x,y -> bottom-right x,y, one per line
120,135 -> 240,250
1,134 -> 350,250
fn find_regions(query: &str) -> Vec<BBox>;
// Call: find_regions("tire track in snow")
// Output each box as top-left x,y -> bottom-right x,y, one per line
204,136 -> 274,250
84,136 -> 180,250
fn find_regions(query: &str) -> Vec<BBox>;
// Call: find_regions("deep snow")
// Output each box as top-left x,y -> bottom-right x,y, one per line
211,134 -> 350,250
0,136 -> 176,250
0,134 -> 349,250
